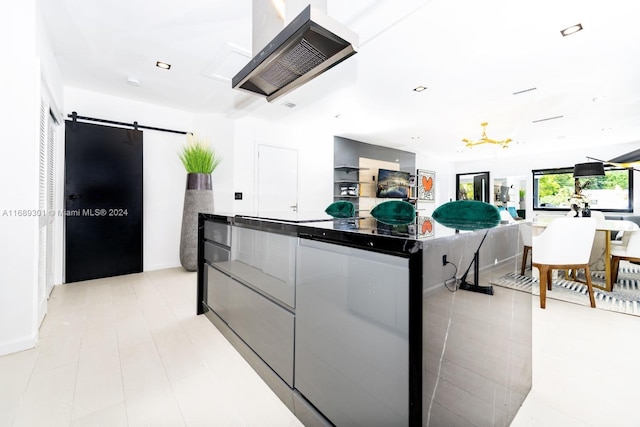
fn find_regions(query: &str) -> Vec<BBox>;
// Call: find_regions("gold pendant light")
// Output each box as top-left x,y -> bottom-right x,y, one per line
462,122 -> 512,149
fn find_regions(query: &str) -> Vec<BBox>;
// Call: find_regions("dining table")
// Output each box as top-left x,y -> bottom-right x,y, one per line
531,217 -> 639,292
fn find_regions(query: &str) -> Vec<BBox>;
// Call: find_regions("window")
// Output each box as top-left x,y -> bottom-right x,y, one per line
533,166 -> 633,212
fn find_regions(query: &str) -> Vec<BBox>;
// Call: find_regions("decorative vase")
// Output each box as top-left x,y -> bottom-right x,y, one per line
179,173 -> 214,271
571,204 -> 581,217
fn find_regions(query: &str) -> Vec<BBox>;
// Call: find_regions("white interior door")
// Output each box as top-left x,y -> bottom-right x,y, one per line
45,110 -> 57,297
36,100 -> 59,327
257,145 -> 298,215
37,103 -> 49,325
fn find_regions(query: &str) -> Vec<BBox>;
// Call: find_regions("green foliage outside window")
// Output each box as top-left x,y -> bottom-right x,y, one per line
534,167 -> 632,211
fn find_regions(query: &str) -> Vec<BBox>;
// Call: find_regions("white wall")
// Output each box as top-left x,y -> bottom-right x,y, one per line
232,117 -> 334,214
0,0 -> 40,355
193,113 -> 235,214
64,87 -> 195,271
416,153 -> 455,216
291,126 -> 334,213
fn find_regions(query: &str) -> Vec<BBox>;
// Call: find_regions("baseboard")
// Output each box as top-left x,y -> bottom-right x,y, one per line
0,332 -> 38,357
143,262 -> 181,272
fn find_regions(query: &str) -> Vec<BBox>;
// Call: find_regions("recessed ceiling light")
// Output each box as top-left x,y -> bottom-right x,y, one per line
156,61 -> 171,70
413,86 -> 427,92
283,102 -> 296,108
411,136 -> 420,140
560,23 -> 583,37
335,113 -> 342,118
126,77 -> 140,87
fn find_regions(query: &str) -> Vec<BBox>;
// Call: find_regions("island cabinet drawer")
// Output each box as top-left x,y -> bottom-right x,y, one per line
229,226 -> 296,308
204,221 -> 231,247
204,241 -> 230,264
205,265 -> 230,321
227,278 -> 294,386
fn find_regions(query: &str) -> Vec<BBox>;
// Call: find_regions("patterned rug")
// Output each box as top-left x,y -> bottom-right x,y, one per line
490,267 -> 640,316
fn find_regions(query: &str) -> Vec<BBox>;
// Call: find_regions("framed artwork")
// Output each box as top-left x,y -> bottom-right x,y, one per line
417,216 -> 434,237
417,169 -> 435,202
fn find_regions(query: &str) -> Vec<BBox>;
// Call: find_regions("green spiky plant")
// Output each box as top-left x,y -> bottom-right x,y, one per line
178,133 -> 222,174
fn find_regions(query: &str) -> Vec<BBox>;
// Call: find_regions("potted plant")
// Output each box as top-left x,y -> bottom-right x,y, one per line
178,133 -> 222,271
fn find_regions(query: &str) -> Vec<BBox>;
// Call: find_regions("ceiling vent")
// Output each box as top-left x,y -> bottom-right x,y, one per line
512,87 -> 537,95
232,5 -> 358,102
532,115 -> 564,123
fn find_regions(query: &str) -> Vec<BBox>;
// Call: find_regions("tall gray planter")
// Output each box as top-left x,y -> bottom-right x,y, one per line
180,173 -> 214,271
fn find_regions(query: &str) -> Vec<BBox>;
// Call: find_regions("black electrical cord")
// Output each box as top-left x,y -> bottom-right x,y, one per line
443,261 -> 459,292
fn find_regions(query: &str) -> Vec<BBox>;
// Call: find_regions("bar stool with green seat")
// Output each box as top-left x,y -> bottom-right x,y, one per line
325,200 -> 356,218
432,200 -> 501,295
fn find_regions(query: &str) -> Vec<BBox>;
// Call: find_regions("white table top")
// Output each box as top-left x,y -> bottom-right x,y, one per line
532,217 -> 639,232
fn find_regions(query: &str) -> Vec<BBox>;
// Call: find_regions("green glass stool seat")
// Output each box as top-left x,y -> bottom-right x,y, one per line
432,200 -> 500,231
370,200 -> 416,225
325,201 -> 356,218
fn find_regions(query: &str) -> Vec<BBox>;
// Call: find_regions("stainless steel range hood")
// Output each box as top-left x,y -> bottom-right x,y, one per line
232,5 -> 358,102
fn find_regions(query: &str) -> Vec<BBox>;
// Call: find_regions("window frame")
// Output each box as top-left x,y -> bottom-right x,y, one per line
532,166 -> 634,213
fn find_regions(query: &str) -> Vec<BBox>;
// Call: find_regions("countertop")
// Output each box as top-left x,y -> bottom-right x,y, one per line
200,212 -> 520,256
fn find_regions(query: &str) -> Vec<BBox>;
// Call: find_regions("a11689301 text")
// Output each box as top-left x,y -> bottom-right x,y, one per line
2,208 -> 128,217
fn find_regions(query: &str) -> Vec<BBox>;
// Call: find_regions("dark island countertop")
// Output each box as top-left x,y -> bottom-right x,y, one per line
199,212 -> 513,256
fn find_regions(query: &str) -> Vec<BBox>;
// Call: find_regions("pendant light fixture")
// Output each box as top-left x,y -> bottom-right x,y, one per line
462,122 -> 512,149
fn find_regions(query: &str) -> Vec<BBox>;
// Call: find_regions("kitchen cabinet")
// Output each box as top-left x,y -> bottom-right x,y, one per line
201,218 -> 296,386
197,213 -> 531,427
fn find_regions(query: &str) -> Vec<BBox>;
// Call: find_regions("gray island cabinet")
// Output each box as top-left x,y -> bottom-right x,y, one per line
197,214 -> 531,427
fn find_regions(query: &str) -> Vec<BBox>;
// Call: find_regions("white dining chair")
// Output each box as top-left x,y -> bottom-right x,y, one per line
610,220 -> 639,247
532,217 -> 597,309
610,230 -> 640,285
587,210 -> 607,270
519,222 -> 532,275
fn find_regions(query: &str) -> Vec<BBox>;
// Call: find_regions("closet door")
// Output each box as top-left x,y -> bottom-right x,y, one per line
64,121 -> 143,283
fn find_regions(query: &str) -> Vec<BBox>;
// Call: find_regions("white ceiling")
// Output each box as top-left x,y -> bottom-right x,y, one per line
39,0 -> 640,161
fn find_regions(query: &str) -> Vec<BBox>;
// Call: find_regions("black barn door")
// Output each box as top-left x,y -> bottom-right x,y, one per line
64,121 -> 143,283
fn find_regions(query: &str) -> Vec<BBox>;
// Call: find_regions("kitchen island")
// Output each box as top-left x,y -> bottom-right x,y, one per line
197,213 -> 531,426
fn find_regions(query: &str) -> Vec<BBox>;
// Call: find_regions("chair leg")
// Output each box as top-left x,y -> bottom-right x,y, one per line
538,265 -> 548,309
611,256 -> 621,285
547,269 -> 553,290
520,246 -> 530,276
584,265 -> 596,308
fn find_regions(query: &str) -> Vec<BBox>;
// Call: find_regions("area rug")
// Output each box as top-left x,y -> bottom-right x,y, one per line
490,267 -> 640,316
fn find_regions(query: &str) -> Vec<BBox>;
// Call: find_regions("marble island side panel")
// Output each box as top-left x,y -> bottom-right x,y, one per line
421,224 -> 532,426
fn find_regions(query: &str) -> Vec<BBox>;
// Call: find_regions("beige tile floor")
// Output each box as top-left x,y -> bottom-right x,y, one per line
2,267 -> 640,426
511,292 -> 640,427
0,268 -> 303,427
